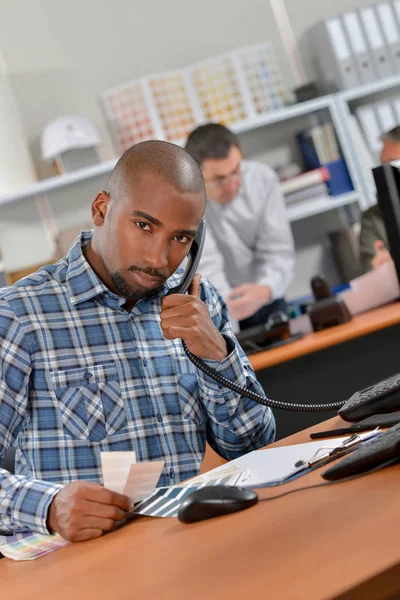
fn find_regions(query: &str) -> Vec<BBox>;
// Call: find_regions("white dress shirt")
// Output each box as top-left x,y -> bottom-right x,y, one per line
199,160 -> 295,301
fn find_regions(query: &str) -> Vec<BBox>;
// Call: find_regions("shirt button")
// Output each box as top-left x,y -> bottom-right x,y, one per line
157,413 -> 163,423
84,371 -> 92,380
142,359 -> 148,367
169,469 -> 175,479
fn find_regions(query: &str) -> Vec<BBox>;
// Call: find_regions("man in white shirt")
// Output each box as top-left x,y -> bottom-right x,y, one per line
185,123 -> 295,330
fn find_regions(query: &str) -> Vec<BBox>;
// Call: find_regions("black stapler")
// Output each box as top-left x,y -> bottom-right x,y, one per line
236,311 -> 302,354
308,275 -> 351,331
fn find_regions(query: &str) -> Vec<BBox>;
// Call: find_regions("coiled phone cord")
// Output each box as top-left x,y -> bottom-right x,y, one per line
182,341 -> 345,413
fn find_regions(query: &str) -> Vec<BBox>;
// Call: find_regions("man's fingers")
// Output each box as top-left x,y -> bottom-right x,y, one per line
84,501 -> 128,521
84,485 -> 133,511
70,528 -> 104,543
161,302 -> 201,321
162,294 -> 192,309
188,273 -> 202,298
78,516 -> 117,532
227,284 -> 249,299
227,296 -> 248,310
374,239 -> 385,252
162,325 -> 192,340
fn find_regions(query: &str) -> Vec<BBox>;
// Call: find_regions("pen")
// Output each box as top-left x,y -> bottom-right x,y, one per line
310,426 -> 376,439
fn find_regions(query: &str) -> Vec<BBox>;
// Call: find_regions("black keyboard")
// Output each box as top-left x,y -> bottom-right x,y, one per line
322,422 -> 400,481
339,373 -> 400,422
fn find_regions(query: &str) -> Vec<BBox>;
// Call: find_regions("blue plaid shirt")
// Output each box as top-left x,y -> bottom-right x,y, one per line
0,231 -> 275,536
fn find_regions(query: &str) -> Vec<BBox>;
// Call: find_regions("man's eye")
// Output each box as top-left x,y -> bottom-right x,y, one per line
174,235 -> 189,244
136,222 -> 151,231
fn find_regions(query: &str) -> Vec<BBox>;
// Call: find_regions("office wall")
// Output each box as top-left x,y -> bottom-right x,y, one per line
0,0 -> 375,292
1,0 -> 377,169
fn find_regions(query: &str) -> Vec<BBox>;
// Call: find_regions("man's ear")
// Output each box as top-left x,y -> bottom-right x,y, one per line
91,191 -> 110,227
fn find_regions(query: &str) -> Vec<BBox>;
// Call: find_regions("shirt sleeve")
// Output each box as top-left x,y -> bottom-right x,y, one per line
198,225 -> 232,299
0,299 -> 62,536
253,170 -> 295,300
196,279 -> 276,460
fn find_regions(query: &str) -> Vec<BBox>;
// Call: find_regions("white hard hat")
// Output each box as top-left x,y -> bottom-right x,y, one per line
41,115 -> 101,161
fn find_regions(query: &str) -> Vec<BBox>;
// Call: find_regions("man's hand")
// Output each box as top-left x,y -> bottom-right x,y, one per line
226,284 -> 272,321
161,273 -> 228,362
372,240 -> 392,270
47,481 -> 133,542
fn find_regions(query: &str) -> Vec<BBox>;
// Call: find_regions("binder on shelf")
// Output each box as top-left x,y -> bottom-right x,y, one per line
374,2 -> 400,74
323,123 -> 340,163
348,114 -> 377,195
374,99 -> 397,133
296,130 -> 321,170
358,6 -> 394,79
355,104 -> 383,159
309,18 -> 360,91
391,96 -> 400,123
341,11 -> 377,84
392,0 -> 400,33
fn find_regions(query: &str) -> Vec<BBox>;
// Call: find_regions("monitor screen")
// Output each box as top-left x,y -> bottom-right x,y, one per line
373,163 -> 400,284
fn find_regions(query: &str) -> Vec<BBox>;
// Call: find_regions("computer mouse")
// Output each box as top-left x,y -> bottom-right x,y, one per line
177,485 -> 258,523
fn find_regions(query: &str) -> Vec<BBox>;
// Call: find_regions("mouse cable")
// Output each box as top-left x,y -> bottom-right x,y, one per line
256,457 -> 399,503
182,340 -> 344,413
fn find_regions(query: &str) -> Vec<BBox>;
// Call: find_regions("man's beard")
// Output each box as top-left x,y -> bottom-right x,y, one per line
111,271 -> 166,301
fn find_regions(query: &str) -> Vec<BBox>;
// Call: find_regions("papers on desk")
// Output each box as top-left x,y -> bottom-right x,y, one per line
343,260 -> 400,315
0,532 -> 68,561
200,431 -> 380,488
132,468 -> 245,518
0,433 -> 379,561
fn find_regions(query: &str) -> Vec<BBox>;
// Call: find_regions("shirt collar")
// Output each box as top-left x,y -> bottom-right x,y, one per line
66,230 -> 185,306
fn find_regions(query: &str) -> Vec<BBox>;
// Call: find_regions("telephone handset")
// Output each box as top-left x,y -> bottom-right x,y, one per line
164,220 -> 345,414
166,220 -> 206,296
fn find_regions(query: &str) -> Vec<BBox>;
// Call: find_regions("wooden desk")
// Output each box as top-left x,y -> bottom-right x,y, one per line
248,302 -> 400,439
249,302 -> 400,371
1,416 -> 399,600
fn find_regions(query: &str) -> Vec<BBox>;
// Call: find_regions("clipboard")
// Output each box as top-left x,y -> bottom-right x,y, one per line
203,430 -> 381,489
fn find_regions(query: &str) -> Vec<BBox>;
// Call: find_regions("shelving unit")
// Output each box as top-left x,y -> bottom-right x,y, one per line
339,74 -> 400,103
335,75 -> 400,210
0,93 -> 356,224
286,191 -> 359,223
231,94 -> 333,133
0,158 -> 117,207
2,73 -> 400,272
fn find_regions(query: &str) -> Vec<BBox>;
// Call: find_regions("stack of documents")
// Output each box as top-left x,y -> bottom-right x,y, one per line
280,167 -> 330,205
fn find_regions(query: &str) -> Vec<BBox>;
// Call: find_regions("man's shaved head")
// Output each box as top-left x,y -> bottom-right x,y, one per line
108,140 -> 206,202
87,140 -> 206,307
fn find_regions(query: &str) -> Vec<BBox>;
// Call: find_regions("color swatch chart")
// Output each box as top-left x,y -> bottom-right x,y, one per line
0,532 -> 68,561
148,72 -> 197,143
101,43 -> 287,153
191,55 -> 247,125
102,81 -> 156,155
238,44 -> 287,114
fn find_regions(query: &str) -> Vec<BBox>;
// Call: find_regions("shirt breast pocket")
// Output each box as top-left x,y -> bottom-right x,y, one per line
175,373 -> 206,428
49,363 -> 126,442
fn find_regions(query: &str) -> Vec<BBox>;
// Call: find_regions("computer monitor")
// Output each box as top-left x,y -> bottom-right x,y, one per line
373,163 -> 400,285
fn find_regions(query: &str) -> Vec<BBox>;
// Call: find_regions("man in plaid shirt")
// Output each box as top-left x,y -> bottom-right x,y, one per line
0,141 -> 275,543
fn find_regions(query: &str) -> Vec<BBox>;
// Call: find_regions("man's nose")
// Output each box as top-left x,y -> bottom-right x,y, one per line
143,238 -> 169,270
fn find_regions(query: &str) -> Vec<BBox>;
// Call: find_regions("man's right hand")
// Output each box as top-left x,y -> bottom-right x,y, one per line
47,481 -> 133,542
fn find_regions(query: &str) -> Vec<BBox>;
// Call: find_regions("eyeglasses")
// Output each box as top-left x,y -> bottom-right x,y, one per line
204,166 -> 242,189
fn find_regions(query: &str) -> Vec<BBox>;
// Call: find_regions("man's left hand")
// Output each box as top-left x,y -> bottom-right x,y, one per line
227,284 -> 272,321
161,273 -> 228,362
